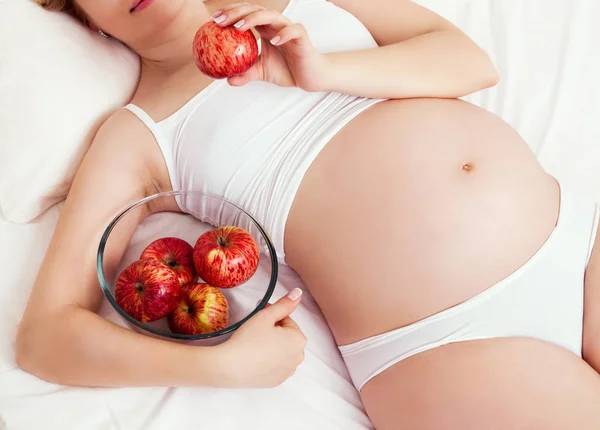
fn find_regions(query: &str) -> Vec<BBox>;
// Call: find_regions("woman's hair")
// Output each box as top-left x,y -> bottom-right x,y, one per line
35,0 -> 86,23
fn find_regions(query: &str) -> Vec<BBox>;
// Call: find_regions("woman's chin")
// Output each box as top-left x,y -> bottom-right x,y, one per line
143,1 -> 190,32
125,0 -> 190,48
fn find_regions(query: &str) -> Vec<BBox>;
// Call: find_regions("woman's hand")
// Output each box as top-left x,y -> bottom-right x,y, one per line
217,288 -> 307,388
211,4 -> 328,91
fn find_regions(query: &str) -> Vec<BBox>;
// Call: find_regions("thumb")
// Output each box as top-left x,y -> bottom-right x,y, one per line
227,60 -> 264,87
262,288 -> 303,322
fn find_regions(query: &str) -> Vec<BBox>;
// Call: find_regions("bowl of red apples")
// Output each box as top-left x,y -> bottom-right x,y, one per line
97,191 -> 278,345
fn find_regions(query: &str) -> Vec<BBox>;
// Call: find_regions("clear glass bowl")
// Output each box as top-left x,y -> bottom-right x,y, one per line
97,190 -> 278,345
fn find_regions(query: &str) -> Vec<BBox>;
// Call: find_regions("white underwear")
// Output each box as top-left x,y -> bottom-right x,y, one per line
339,185 -> 600,391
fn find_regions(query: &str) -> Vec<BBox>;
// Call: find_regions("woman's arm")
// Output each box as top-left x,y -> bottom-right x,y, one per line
15,111 -> 306,388
319,0 -> 499,99
218,1 -> 498,99
15,111 -> 220,387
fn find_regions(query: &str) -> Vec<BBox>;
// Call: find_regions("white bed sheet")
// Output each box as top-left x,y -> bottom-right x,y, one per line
0,205 -> 370,430
2,0 -> 600,428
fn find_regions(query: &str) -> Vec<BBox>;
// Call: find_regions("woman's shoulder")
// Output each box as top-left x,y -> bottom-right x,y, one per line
92,108 -> 157,163
90,108 -> 173,200
98,108 -> 153,141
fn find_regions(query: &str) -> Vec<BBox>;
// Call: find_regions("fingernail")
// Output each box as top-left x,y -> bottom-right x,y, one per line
287,288 -> 302,301
270,36 -> 281,45
213,14 -> 227,24
234,19 -> 245,28
210,10 -> 222,18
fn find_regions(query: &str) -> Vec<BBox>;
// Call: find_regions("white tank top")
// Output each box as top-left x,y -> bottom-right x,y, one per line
125,0 -> 385,262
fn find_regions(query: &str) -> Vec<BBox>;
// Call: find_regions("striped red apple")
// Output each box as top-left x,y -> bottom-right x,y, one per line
193,21 -> 259,79
168,283 -> 229,335
193,226 -> 260,289
114,226 -> 258,332
140,237 -> 196,287
114,259 -> 181,323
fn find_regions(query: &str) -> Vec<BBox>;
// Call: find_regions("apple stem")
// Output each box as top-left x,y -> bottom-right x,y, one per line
217,237 -> 228,247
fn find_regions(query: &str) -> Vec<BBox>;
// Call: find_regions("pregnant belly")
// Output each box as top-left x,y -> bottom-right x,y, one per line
284,98 -> 559,345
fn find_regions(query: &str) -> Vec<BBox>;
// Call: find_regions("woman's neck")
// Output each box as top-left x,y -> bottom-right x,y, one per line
136,1 -> 214,77
138,22 -> 199,75
130,1 -> 220,117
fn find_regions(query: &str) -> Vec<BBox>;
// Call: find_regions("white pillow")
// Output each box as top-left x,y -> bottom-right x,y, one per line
0,0 -> 140,223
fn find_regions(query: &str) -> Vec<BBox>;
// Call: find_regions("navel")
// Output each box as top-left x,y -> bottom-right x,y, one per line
461,162 -> 474,173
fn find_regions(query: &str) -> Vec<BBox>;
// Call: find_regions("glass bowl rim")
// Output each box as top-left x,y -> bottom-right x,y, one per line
96,190 -> 278,340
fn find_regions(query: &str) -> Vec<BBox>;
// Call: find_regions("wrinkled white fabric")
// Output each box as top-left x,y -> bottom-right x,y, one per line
125,0 -> 383,262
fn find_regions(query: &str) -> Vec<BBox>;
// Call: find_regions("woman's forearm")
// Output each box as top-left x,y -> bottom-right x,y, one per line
319,30 -> 499,100
16,306 -> 226,388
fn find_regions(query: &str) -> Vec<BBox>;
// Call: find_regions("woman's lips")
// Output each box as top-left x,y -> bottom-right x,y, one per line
130,0 -> 154,13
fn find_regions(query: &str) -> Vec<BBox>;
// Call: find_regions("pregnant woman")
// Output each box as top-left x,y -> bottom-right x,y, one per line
18,0 -> 600,428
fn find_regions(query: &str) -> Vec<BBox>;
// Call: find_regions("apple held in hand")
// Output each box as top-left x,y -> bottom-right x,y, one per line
115,259 -> 181,323
168,283 -> 229,335
194,226 -> 260,288
193,21 -> 259,79
140,237 -> 196,286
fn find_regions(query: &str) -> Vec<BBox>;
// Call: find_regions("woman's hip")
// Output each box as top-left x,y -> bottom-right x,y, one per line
360,337 -> 600,430
337,184 -> 599,392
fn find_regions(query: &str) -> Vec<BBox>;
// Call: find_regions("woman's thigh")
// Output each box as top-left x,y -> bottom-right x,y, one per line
361,338 -> 600,430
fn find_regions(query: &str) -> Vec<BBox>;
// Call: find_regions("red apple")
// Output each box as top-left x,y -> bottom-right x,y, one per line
140,237 -> 196,286
193,21 -> 259,79
168,283 -> 229,335
193,226 -> 260,288
115,259 -> 181,323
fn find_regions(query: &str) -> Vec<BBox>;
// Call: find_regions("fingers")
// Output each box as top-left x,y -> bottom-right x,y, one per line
278,316 -> 307,358
227,60 -> 264,86
213,2 -> 258,15
269,23 -> 310,48
260,288 -> 303,323
211,3 -> 262,25
232,9 -> 293,33
266,300 -> 303,333
277,315 -> 300,331
212,3 -> 292,33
